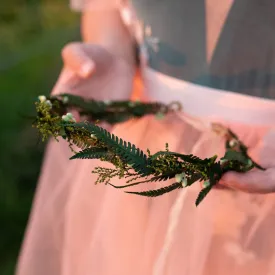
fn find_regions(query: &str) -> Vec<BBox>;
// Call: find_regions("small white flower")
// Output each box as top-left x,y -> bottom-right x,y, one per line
229,139 -> 238,147
62,115 -> 70,121
181,177 -> 188,187
203,180 -> 210,188
62,113 -> 76,122
45,100 -> 52,108
220,158 -> 228,164
38,95 -> 46,103
62,96 -> 69,104
175,173 -> 188,187
168,102 -> 182,112
66,113 -> 73,119
175,173 -> 183,183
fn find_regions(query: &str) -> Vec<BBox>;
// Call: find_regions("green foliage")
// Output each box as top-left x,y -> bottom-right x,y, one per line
34,101 -> 62,141
222,150 -> 248,164
70,147 -> 109,160
51,93 -> 175,124
195,185 -> 212,206
68,122 -> 152,175
126,182 -> 182,197
33,96 -> 264,207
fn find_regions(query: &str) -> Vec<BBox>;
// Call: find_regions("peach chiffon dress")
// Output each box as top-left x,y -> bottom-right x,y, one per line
17,1 -> 275,275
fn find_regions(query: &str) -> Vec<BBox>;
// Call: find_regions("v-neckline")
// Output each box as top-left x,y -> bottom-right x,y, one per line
205,0 -> 234,63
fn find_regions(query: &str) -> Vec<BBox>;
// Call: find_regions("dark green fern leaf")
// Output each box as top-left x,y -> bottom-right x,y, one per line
108,174 -> 176,189
70,147 -> 108,160
126,182 -> 182,197
149,174 -> 177,182
195,185 -> 212,206
65,133 -> 92,150
186,173 -> 203,186
252,161 -> 265,171
206,162 -> 223,187
108,179 -> 152,189
222,150 -> 248,165
69,122 -> 152,175
151,151 -> 212,165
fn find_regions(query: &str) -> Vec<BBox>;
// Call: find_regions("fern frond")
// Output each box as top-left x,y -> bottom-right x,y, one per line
66,131 -> 94,150
151,151 -> 213,165
222,150 -> 248,165
186,173 -> 203,186
69,122 -> 152,175
70,147 -> 108,160
126,182 -> 182,197
108,174 -> 176,189
108,179 -> 151,189
195,185 -> 212,206
33,96 -> 263,206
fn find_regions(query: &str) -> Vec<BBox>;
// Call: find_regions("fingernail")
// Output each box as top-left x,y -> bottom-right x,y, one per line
80,62 -> 95,78
121,7 -> 133,26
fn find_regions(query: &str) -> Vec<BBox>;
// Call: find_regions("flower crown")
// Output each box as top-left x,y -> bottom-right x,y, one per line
33,94 -> 264,206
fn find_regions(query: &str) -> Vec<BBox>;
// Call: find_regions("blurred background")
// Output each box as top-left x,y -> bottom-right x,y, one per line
0,1 -> 80,274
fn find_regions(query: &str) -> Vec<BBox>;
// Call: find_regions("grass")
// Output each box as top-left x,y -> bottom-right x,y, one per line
0,1 -> 79,274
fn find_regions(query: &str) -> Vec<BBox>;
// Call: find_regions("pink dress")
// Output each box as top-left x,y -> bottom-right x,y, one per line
17,1 -> 275,275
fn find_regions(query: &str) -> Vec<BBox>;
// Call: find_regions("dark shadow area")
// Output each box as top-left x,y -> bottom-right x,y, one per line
0,1 -> 79,274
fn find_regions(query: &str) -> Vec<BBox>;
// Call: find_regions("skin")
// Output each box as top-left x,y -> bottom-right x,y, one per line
52,9 -> 136,102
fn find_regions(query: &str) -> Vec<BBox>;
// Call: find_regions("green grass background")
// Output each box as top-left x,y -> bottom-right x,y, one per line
0,1 -> 79,273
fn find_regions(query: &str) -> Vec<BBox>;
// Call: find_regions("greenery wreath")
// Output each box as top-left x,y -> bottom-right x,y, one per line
33,94 -> 264,206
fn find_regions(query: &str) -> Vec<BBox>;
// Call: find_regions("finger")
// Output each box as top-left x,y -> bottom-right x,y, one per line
199,180 -> 229,190
259,129 -> 275,167
220,169 -> 275,194
218,121 -> 268,148
61,42 -> 95,78
51,68 -> 78,96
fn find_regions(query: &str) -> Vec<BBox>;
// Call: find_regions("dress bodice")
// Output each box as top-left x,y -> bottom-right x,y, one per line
131,0 -> 275,99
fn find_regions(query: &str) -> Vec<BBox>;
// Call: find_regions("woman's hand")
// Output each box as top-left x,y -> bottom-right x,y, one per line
51,42 -> 136,101
220,129 -> 275,194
